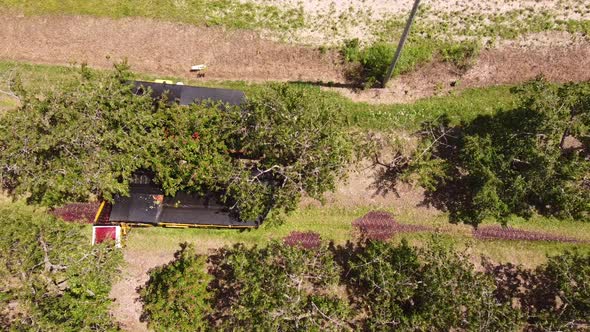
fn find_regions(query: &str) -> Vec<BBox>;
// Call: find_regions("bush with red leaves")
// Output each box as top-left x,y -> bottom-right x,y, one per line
283,231 -> 321,249
352,211 -> 430,241
50,202 -> 101,223
473,226 -> 583,243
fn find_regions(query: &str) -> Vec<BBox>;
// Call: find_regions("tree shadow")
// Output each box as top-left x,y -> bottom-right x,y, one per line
366,115 -> 475,224
288,80 -> 360,90
482,259 -> 558,323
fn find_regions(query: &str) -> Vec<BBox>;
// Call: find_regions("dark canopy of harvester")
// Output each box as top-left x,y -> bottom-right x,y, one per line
97,81 -> 256,228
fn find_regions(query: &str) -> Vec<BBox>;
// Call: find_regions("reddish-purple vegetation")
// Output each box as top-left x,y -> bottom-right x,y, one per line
352,211 -> 430,241
50,202 -> 101,224
283,231 -> 322,249
473,226 -> 584,243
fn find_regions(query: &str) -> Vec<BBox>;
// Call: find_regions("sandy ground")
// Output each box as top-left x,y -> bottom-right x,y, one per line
254,0 -> 590,44
251,0 -> 588,18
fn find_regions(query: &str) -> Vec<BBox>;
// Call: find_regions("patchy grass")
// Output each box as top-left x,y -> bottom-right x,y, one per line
340,85 -> 518,130
0,0 -> 304,31
0,97 -> 17,113
123,206 -> 590,268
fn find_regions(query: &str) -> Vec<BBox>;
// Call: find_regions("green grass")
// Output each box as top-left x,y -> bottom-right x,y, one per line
0,0 -> 304,31
340,85 -> 517,131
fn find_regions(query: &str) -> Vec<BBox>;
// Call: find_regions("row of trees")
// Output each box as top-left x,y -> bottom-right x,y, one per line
1,201 -> 587,331
2,64 -> 588,226
140,239 -> 590,331
0,64 -> 353,224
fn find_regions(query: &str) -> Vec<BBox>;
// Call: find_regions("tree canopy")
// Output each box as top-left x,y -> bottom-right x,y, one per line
0,64 -> 353,223
411,78 -> 590,225
0,202 -> 122,330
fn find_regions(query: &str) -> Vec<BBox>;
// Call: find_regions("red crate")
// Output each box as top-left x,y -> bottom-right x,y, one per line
92,225 -> 121,248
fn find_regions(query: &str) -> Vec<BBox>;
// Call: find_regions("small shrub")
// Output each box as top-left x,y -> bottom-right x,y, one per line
340,38 -> 361,62
352,211 -> 430,241
283,231 -> 321,249
441,40 -> 481,71
342,38 -> 436,88
358,42 -> 396,88
140,243 -> 212,332
393,38 -> 436,76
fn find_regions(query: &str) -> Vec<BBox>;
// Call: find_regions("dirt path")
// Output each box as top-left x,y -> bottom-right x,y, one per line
3,15 -> 590,105
109,250 -> 175,331
0,14 -> 344,82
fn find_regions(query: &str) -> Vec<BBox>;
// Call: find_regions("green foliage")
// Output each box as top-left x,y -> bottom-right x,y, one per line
340,38 -> 361,63
486,250 -> 590,330
140,243 -> 212,332
357,42 -> 395,88
341,38 -> 460,88
236,84 -> 353,221
412,78 -> 590,225
0,63 -> 158,206
532,251 -> 590,330
564,19 -> 590,36
0,0 -> 305,32
0,64 -> 352,223
344,239 -> 520,331
392,38 -> 437,76
440,40 -> 481,71
138,237 -> 590,331
0,201 -> 122,330
210,242 -> 350,330
342,40 -> 435,88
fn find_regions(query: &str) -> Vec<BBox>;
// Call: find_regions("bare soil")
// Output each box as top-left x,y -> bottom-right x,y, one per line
110,250 -> 175,332
0,14 -> 344,82
337,38 -> 590,104
3,15 -> 590,104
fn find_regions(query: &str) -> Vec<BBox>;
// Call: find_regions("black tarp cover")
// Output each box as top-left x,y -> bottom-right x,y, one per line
132,80 -> 245,106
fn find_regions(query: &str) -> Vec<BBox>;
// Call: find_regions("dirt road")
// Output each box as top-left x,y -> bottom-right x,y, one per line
3,15 -> 590,104
0,14 -> 344,82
